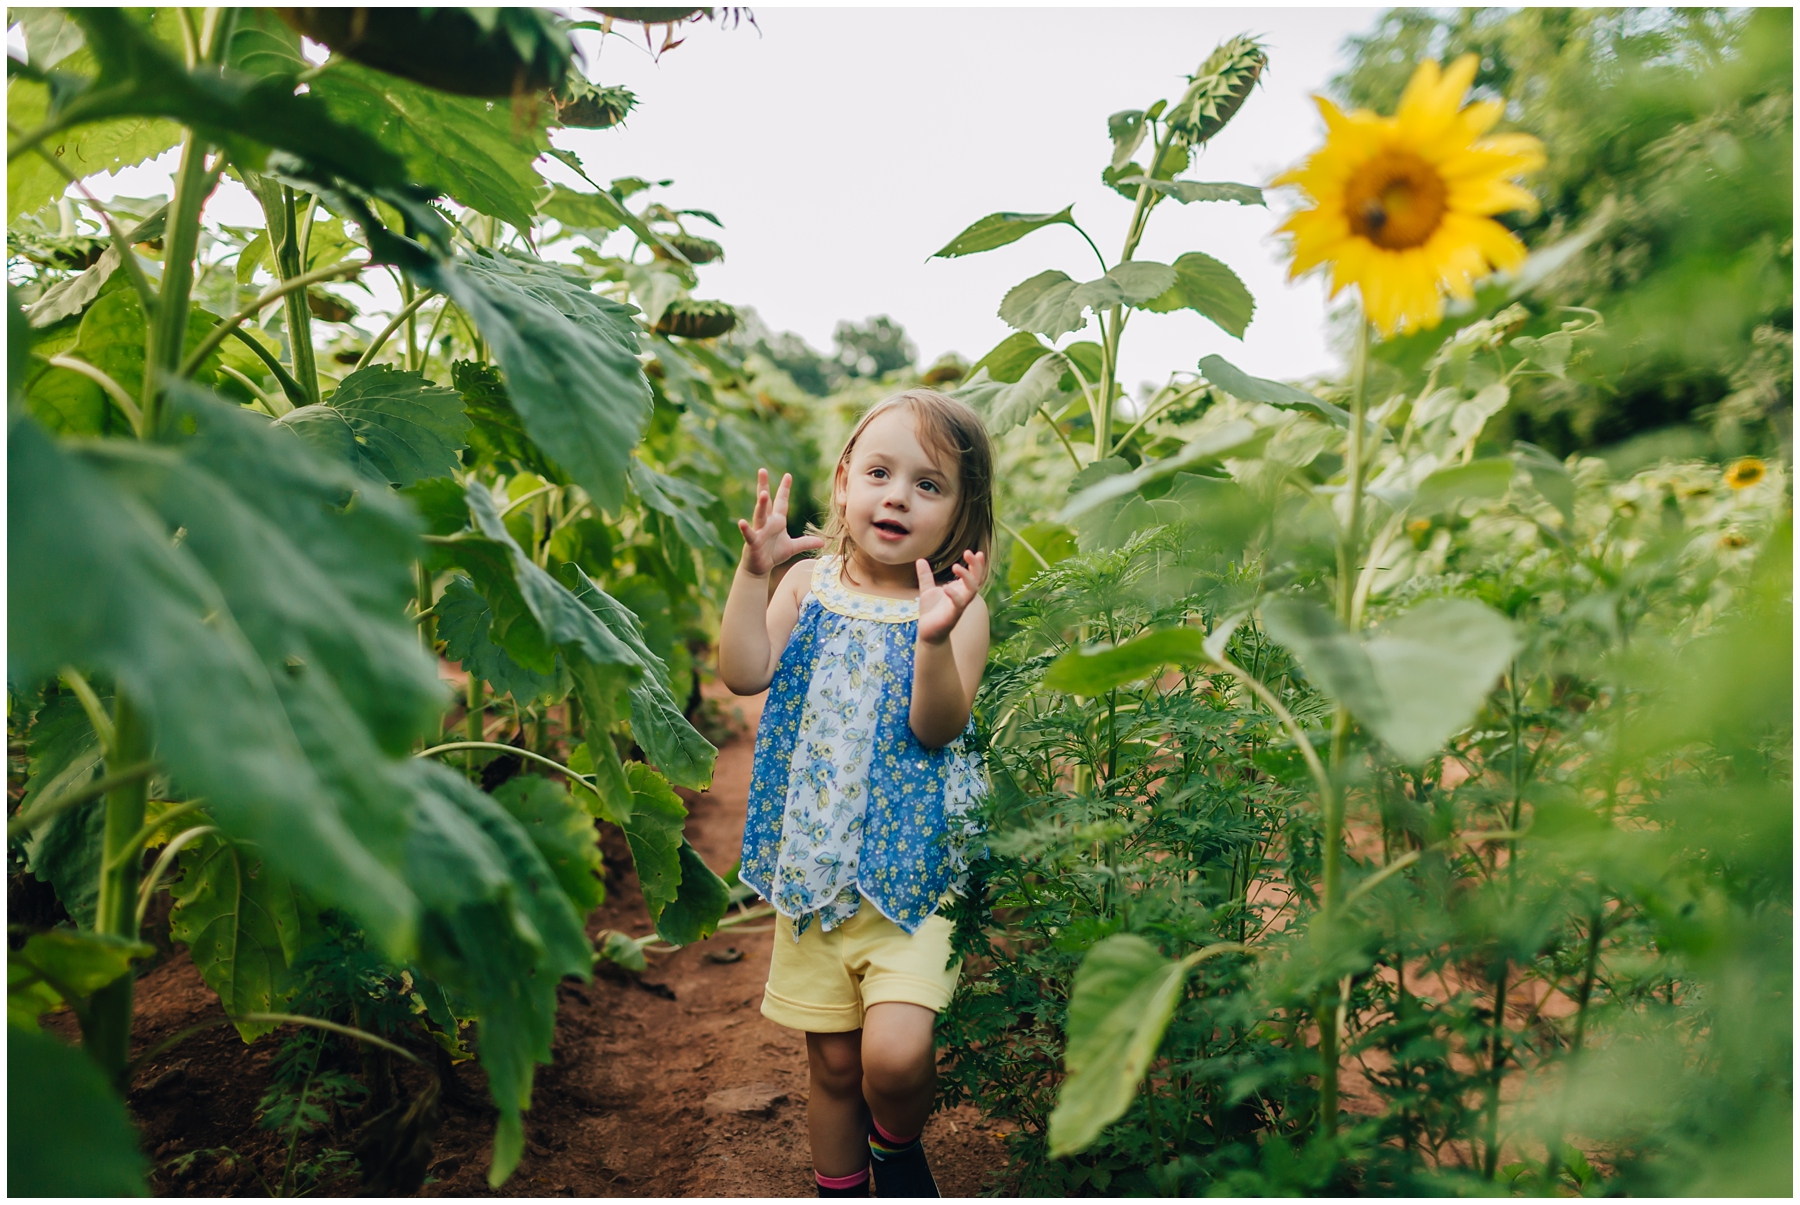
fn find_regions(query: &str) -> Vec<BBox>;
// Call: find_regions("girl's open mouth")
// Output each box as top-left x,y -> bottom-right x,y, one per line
872,519 -> 909,539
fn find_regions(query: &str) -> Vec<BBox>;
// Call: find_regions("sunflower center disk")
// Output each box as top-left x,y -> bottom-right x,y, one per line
1345,151 -> 1448,250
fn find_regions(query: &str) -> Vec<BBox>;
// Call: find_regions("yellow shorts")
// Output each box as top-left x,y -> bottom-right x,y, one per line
760,897 -> 961,1033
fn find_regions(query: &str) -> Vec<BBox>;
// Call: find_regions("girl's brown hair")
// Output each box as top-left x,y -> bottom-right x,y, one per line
817,389 -> 994,583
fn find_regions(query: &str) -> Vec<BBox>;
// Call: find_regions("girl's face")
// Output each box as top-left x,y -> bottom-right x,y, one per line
834,405 -> 960,572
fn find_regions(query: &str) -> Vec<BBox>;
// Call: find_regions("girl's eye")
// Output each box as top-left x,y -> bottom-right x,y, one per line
869,468 -> 887,479
918,480 -> 940,494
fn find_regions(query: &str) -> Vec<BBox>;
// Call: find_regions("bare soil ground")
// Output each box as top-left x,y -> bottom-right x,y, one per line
98,688 -> 1013,1197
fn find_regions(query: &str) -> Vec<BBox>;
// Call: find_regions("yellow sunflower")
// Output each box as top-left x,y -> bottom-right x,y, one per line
1273,56 -> 1546,336
1724,457 -> 1767,490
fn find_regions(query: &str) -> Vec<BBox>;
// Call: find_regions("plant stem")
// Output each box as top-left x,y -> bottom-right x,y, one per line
465,674 -> 484,775
227,326 -> 310,410
86,696 -> 152,1087
416,561 -> 437,652
355,289 -> 438,372
1484,966 -> 1509,1178
142,134 -> 213,433
277,185 -> 321,403
1091,122 -> 1171,459
181,258 -> 368,377
1315,311 -> 1373,1140
6,762 -> 156,840
1337,317 -> 1371,624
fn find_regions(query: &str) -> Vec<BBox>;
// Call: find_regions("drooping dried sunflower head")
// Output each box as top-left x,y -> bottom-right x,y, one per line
654,234 -> 724,264
554,80 -> 637,129
655,298 -> 738,339
1165,35 -> 1267,148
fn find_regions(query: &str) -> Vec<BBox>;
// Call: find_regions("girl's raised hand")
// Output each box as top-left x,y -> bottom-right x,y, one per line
915,550 -> 987,645
738,468 -> 824,575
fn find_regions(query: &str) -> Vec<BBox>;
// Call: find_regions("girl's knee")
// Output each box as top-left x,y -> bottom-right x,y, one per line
861,1042 -> 934,1099
808,1032 -> 864,1096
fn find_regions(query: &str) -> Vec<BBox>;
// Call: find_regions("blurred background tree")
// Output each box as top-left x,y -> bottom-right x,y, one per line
1335,7 -> 1792,464
740,311 -> 918,397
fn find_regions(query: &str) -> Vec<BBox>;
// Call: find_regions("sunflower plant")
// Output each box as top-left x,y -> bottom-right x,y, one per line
6,7 -> 786,1195
948,41 -> 1786,1195
933,34 -> 1269,479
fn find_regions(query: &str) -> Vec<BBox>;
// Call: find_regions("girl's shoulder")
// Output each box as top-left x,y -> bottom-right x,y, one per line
781,555 -> 824,604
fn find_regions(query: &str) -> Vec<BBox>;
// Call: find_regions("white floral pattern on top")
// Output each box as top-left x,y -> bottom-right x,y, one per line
740,557 -> 986,938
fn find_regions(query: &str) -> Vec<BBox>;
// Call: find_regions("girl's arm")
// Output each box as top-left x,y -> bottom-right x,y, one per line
720,470 -> 824,695
910,551 -> 991,748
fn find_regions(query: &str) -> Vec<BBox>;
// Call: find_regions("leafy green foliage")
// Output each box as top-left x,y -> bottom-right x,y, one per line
559,565 -> 717,790
622,761 -> 687,925
491,775 -> 607,916
434,249 -> 652,512
6,12 -> 181,221
310,63 -> 551,232
436,575 -> 569,704
1140,251 -> 1255,338
277,365 -> 469,487
8,1028 -> 150,1196
17,690 -> 107,928
1043,626 -> 1206,695
10,399 -> 423,946
36,10 -> 413,194
9,929 -> 154,1029
403,762 -> 592,1187
955,356 -> 1077,436
6,13 -> 787,1194
1124,178 -> 1264,206
23,281 -> 234,436
999,264 -> 1178,340
169,835 -> 304,1040
658,841 -> 734,947
1264,598 -> 1519,764
1047,934 -> 1248,1157
932,207 -> 1077,258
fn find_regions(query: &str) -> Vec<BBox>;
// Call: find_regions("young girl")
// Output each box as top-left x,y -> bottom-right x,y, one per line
719,389 -> 994,1198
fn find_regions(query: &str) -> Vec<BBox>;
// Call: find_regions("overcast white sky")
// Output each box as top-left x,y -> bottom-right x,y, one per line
60,6 -> 1384,389
552,7 -> 1383,387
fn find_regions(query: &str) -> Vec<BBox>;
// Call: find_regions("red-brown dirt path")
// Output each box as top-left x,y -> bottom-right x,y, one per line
115,687 -> 1011,1198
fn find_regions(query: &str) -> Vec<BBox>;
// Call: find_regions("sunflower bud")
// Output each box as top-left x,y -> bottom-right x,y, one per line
1166,35 -> 1267,149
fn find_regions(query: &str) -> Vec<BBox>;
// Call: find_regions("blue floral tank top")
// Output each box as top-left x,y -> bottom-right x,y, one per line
740,555 -> 985,938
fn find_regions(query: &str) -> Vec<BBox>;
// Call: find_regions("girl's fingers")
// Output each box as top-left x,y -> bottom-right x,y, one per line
914,559 -> 935,593
794,535 -> 827,553
773,472 -> 792,511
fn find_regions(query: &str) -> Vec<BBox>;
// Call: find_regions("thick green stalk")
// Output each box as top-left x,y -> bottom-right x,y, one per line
416,561 -> 437,652
276,185 -> 321,403
401,276 -> 420,371
85,696 -> 151,1086
141,132 -> 211,431
1094,122 -> 1171,459
465,673 -> 484,775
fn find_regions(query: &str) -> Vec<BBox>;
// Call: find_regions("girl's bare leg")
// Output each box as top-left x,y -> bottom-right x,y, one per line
860,1002 -> 937,1139
806,1030 -> 871,1177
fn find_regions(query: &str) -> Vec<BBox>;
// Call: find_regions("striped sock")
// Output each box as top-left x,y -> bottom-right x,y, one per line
815,1166 -> 869,1197
867,1118 -> 937,1197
